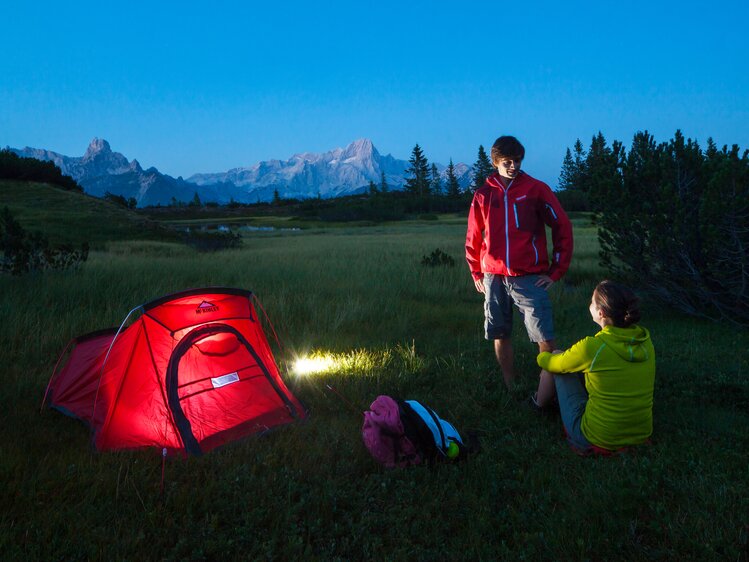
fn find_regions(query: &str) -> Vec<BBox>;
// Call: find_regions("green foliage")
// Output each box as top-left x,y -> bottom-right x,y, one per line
0,206 -> 88,274
380,170 -> 389,193
405,144 -> 431,196
471,144 -> 494,190
445,159 -> 461,198
189,192 -> 203,207
554,188 -> 590,212
103,191 -> 137,210
420,247 -> 456,267
586,130 -> 749,324
0,150 -> 82,192
558,139 -> 587,192
430,163 -> 442,195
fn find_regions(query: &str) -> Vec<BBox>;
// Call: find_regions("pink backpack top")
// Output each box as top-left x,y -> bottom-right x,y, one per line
362,395 -> 420,468
362,395 -> 464,468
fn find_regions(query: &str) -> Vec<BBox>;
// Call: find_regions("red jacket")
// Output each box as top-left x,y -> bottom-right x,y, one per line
466,171 -> 573,282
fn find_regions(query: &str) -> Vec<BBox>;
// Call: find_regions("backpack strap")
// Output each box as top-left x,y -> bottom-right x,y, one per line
422,404 -> 447,452
405,400 -> 449,452
398,400 -> 439,461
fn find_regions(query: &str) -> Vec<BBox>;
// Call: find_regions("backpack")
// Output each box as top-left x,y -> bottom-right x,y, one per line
362,395 -> 465,468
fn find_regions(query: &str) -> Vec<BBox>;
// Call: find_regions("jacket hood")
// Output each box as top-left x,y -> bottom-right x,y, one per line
596,325 -> 652,363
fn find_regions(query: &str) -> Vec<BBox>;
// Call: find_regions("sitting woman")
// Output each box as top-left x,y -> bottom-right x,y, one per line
535,280 -> 655,454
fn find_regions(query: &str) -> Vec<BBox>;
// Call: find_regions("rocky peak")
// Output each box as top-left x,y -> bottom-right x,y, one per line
83,138 -> 112,161
342,138 -> 377,159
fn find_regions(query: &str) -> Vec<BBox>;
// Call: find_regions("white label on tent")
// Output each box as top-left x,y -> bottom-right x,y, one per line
211,372 -> 240,388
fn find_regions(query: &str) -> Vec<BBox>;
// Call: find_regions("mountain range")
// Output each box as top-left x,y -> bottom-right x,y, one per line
8,138 -> 472,207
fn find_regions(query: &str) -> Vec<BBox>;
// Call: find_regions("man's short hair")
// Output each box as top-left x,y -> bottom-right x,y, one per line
491,136 -> 525,165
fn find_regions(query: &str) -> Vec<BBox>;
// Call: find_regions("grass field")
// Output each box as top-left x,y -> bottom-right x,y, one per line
1,188 -> 748,560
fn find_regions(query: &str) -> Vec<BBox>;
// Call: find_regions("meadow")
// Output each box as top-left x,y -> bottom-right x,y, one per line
1,205 -> 748,560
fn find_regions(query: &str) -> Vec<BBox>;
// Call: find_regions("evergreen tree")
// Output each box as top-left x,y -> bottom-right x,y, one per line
584,132 -> 624,210
558,148 -> 576,190
587,129 -> 749,324
190,192 -> 202,207
558,139 -> 587,191
556,140 -> 592,210
471,145 -> 494,190
446,159 -> 461,198
573,139 -> 586,175
430,163 -> 442,195
405,144 -> 431,196
272,189 -> 281,205
368,180 -> 379,196
380,170 -> 389,193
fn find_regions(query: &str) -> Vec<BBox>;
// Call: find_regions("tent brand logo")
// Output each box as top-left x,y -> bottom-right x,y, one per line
196,301 -> 219,315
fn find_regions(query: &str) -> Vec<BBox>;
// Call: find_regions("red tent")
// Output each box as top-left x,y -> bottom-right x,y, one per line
43,288 -> 307,456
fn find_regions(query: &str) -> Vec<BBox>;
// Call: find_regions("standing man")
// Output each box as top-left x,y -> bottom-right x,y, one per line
466,136 -> 573,401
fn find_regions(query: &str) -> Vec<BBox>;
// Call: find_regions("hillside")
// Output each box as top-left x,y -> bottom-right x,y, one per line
0,179 -> 171,247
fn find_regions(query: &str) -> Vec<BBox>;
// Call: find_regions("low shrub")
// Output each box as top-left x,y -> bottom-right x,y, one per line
0,207 -> 88,274
421,248 -> 455,267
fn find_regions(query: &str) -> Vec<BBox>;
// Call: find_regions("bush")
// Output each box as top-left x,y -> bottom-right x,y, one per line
0,207 -> 88,274
587,131 -> 749,325
103,191 -> 137,209
421,248 -> 455,267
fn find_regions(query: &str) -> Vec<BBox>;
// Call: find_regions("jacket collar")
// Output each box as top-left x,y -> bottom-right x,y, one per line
485,171 -> 525,190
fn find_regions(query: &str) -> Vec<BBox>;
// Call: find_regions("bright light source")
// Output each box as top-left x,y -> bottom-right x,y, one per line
293,355 -> 336,376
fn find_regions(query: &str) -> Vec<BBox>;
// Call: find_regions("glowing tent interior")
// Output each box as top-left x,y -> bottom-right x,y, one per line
43,288 -> 307,456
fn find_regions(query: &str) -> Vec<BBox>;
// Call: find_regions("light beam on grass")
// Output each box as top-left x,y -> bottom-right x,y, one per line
293,354 -> 337,376
291,348 -> 395,378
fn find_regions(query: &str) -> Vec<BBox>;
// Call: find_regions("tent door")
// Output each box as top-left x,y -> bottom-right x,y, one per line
165,323 -> 294,456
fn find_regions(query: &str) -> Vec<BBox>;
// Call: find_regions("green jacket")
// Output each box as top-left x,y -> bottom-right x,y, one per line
537,324 -> 655,449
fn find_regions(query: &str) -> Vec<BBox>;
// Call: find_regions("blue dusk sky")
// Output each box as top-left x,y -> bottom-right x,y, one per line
2,0 -> 748,187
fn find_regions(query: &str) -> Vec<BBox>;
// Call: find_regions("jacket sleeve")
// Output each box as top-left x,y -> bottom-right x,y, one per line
465,193 -> 485,281
539,186 -> 573,282
537,337 -> 596,373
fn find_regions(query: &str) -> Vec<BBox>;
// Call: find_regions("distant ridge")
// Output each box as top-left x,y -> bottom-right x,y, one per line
8,139 -> 472,206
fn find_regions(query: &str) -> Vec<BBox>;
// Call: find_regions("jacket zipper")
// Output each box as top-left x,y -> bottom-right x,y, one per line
546,203 -> 558,220
531,235 -> 539,265
504,179 -> 514,273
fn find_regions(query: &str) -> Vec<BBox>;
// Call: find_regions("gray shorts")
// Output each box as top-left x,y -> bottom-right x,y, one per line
483,273 -> 554,343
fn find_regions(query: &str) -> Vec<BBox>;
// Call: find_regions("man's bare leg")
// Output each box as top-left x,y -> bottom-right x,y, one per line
494,338 -> 516,389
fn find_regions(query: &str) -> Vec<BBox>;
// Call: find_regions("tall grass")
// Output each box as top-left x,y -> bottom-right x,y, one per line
1,217 -> 747,560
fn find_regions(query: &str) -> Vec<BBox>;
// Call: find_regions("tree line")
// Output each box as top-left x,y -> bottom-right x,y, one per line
398,142 -> 494,198
557,130 -> 748,325
5,134 -> 747,326
0,150 -> 83,192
